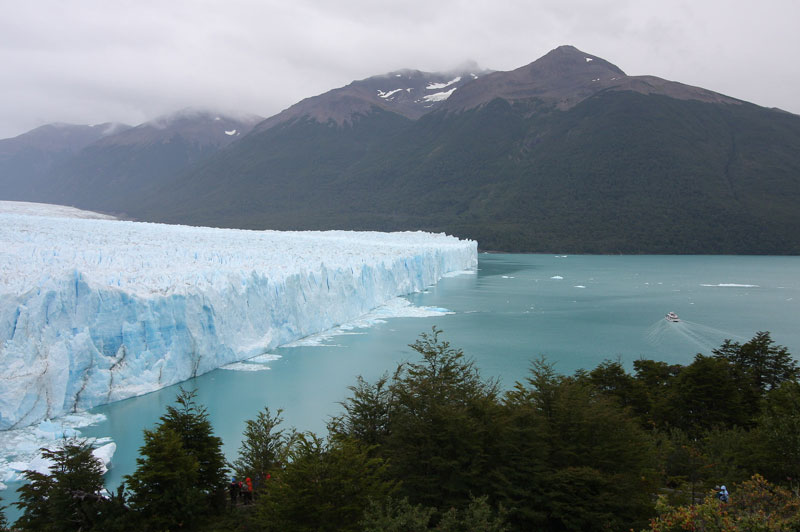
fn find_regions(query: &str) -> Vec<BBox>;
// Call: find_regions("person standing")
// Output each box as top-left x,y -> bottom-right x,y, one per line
229,477 -> 240,505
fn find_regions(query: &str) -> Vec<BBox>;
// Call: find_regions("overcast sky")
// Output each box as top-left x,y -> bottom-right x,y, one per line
1,0 -> 798,138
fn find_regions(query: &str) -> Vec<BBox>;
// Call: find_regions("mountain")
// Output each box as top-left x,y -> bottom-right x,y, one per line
30,109 -> 264,216
6,46 -> 800,253
253,65 -> 489,132
128,45 -> 800,253
440,45 -> 738,112
0,122 -> 130,200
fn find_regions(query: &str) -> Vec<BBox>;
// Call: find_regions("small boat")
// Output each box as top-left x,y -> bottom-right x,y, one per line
665,312 -> 680,323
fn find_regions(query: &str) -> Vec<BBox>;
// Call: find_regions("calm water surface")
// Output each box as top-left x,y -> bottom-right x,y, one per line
7,254 -> 800,516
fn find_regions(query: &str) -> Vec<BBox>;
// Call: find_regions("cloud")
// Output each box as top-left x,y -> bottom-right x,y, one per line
1,0 -> 798,138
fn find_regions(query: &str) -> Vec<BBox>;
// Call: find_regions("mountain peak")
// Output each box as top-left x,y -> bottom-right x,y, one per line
441,45 -> 737,112
253,66 -> 490,133
533,45 -> 626,76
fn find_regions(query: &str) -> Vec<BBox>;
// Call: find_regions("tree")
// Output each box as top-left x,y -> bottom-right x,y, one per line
583,358 -> 637,406
713,331 -> 798,396
256,433 -> 396,532
125,425 -> 203,531
386,328 -> 503,510
14,439 -> 107,531
331,374 -> 395,448
0,498 -> 7,532
663,354 -> 753,436
361,497 -> 435,532
125,388 -> 227,530
631,359 -> 682,428
231,407 -> 294,489
750,380 -> 800,489
504,359 -> 658,531
159,388 -> 228,504
436,495 -> 508,532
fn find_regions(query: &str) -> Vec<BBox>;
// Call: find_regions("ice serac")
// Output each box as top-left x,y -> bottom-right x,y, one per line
0,201 -> 477,430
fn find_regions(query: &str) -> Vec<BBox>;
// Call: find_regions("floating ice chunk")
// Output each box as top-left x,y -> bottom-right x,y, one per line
551,275 -> 564,280
93,442 -> 116,474
248,353 -> 282,363
224,129 -> 237,136
442,269 -> 476,278
574,285 -> 586,288
700,283 -> 760,288
220,362 -> 272,372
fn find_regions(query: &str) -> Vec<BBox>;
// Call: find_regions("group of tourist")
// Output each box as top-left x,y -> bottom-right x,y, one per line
229,477 -> 254,505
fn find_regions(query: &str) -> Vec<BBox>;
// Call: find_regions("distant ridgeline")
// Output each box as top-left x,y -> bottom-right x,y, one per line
3,46 -> 800,253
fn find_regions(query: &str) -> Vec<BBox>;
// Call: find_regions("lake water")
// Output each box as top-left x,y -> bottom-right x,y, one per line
4,253 -> 800,518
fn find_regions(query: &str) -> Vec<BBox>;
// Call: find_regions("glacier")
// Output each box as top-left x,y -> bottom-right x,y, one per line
0,201 -> 477,431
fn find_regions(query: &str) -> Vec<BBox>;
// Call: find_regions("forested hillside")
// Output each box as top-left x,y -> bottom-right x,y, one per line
139,91 -> 800,254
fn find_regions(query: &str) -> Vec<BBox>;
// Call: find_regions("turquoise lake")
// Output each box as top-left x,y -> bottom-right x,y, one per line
5,253 -> 800,516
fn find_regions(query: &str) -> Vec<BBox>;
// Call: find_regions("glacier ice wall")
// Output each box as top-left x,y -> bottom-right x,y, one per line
0,201 -> 477,430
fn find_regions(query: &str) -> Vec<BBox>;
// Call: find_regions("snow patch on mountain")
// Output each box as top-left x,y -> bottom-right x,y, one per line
427,77 -> 462,90
423,87 -> 458,102
377,88 -> 405,99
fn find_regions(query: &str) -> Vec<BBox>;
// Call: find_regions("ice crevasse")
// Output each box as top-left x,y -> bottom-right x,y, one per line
0,201 -> 477,430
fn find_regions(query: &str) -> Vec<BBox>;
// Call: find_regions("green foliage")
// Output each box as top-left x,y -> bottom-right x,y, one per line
360,495 -> 507,532
436,495 -> 508,532
664,354 -> 754,436
256,433 -> 396,532
386,328 -> 503,510
361,497 -> 435,532
14,439 -> 109,532
159,387 -> 228,502
125,388 -> 227,530
713,331 -> 799,396
506,359 -> 658,531
750,381 -> 800,488
125,425 -> 203,530
330,374 -> 395,448
231,407 -> 294,485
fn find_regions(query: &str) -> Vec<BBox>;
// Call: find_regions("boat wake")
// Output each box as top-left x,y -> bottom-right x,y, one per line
645,319 -> 746,353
